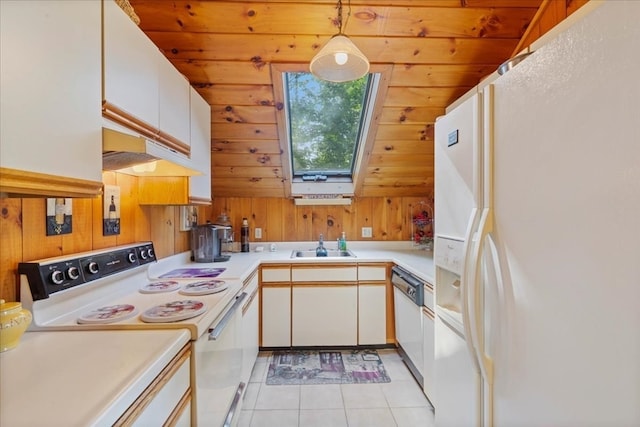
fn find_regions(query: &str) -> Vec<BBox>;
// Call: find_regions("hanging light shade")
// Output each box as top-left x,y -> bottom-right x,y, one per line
310,35 -> 369,82
309,0 -> 370,83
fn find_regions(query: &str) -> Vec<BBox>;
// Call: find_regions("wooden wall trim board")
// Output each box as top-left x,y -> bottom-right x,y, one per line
0,167 -> 103,199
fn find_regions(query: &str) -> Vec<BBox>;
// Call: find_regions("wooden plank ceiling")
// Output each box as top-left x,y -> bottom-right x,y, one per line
129,0 -> 543,198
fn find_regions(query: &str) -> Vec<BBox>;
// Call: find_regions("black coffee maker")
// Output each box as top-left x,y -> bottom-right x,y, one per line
190,223 -> 232,262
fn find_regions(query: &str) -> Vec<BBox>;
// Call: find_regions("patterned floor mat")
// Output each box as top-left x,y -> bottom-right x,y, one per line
266,349 -> 391,385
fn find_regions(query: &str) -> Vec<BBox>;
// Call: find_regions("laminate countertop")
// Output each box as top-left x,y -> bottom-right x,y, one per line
0,329 -> 189,427
149,241 -> 434,284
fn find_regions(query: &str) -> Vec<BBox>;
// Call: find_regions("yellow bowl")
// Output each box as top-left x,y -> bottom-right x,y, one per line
0,299 -> 32,352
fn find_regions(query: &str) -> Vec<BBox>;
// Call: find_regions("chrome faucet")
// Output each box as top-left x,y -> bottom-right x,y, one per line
315,234 -> 328,257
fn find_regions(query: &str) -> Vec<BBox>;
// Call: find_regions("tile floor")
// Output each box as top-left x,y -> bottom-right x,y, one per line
237,349 -> 435,427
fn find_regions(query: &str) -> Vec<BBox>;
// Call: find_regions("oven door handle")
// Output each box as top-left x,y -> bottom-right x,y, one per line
208,292 -> 248,341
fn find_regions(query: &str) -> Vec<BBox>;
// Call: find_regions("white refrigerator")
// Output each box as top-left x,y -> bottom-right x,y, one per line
433,2 -> 640,426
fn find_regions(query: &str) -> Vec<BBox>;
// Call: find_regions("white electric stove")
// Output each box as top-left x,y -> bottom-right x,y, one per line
18,242 -> 248,427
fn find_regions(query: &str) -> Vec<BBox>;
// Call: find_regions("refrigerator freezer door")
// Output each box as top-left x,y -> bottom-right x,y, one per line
435,90 -> 485,426
434,92 -> 482,241
489,2 -> 640,425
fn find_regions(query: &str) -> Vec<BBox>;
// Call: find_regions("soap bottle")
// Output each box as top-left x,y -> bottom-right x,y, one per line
316,234 -> 328,257
240,218 -> 250,252
338,232 -> 347,251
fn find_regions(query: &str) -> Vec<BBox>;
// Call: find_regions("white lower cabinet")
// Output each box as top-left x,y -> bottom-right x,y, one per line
358,263 -> 388,345
423,307 -> 435,401
358,284 -> 387,345
242,270 -> 260,383
117,345 -> 191,426
261,286 -> 291,347
173,400 -> 191,427
260,263 -> 390,348
292,284 -> 358,346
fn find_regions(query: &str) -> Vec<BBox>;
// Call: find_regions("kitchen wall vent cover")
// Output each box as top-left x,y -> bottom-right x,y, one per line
294,195 -> 352,206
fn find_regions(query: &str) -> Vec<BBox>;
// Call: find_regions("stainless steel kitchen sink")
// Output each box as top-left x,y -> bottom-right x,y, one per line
290,249 -> 356,258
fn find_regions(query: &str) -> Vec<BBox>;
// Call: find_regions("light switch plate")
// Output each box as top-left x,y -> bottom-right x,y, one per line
254,227 -> 262,239
361,227 -> 373,238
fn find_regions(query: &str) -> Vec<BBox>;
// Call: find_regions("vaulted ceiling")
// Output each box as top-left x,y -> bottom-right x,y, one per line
128,0 -> 545,198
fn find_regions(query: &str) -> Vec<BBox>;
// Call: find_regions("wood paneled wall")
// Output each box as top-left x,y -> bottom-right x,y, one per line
1,189 -> 431,302
203,196 -> 433,244
0,172 -> 191,303
512,0 -> 590,55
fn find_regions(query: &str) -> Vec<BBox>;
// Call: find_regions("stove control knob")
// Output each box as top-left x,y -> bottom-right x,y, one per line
148,248 -> 154,259
87,261 -> 99,275
127,252 -> 136,263
67,266 -> 80,280
140,249 -> 148,260
51,270 -> 64,285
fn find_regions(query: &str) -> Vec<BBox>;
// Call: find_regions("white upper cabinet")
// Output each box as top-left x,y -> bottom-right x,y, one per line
159,55 -> 191,148
102,0 -> 191,157
102,0 -> 159,134
189,87 -> 212,203
0,0 -> 103,197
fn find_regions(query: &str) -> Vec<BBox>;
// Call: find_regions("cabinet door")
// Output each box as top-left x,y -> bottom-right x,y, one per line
423,308 -> 435,400
0,0 -> 102,192
189,87 -> 212,203
242,272 -> 259,383
103,0 -> 159,130
292,285 -> 358,346
158,54 -> 191,148
261,286 -> 291,347
358,284 -> 387,345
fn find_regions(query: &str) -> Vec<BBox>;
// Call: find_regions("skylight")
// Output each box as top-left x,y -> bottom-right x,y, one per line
271,64 -> 391,200
285,72 -> 373,181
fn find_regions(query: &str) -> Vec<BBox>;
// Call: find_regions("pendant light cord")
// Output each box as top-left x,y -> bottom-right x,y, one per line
336,0 -> 353,35
336,0 -> 344,34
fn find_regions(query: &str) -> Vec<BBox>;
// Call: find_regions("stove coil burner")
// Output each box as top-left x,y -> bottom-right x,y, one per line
139,280 -> 181,294
179,280 -> 228,296
77,304 -> 138,324
140,300 -> 206,323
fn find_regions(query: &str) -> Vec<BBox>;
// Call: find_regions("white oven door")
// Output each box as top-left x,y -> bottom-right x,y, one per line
194,292 -> 247,427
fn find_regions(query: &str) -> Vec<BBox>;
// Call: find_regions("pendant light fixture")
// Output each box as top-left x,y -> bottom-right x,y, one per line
309,0 -> 370,83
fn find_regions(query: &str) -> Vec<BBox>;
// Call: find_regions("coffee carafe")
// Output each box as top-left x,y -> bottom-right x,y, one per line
190,223 -> 231,262
214,212 -> 234,253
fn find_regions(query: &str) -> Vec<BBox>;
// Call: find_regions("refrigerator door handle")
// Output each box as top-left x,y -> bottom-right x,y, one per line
467,208 -> 495,427
469,209 -> 493,384
479,232 -> 507,427
461,207 -> 482,374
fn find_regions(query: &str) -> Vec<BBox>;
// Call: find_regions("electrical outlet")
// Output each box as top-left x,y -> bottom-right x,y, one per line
254,227 -> 262,239
361,227 -> 373,238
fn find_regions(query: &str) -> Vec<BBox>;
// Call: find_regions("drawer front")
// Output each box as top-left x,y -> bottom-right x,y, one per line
358,265 -> 387,281
131,353 -> 190,426
261,267 -> 291,282
292,266 -> 357,282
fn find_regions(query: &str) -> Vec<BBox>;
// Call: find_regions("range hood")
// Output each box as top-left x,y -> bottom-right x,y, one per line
102,128 -> 202,176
